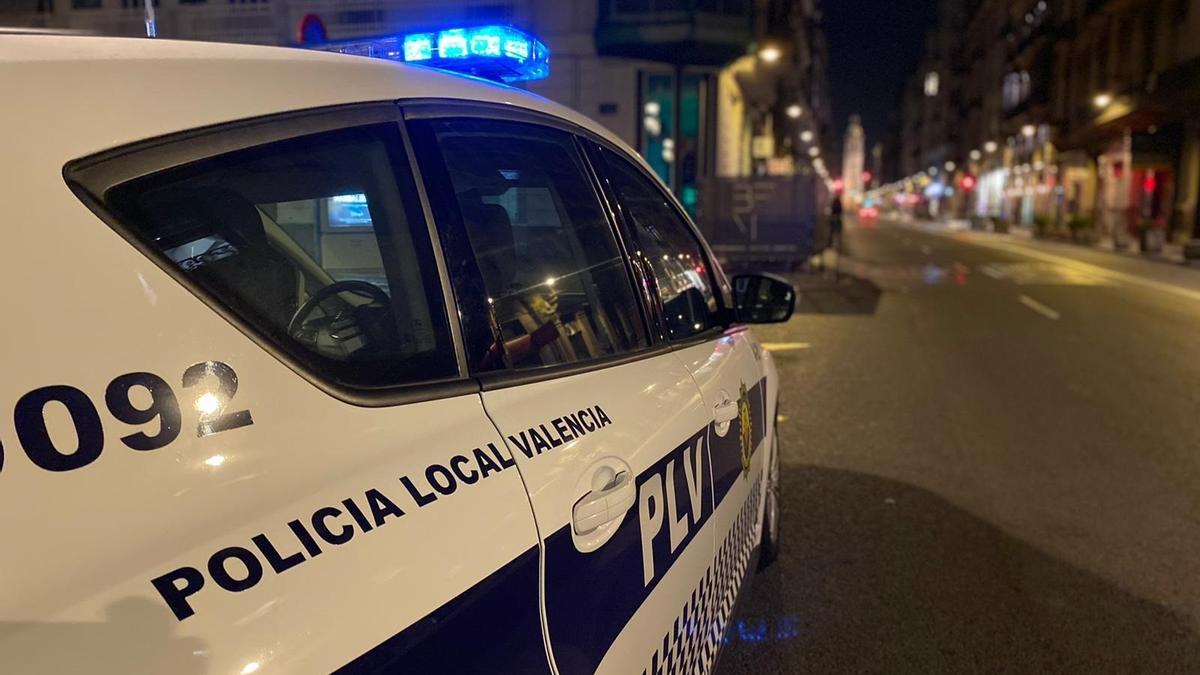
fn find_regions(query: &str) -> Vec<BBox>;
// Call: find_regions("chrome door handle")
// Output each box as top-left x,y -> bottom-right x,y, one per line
713,399 -> 739,424
572,470 -> 635,535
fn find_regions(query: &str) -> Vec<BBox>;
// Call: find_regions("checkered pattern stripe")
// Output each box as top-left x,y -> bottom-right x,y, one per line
643,475 -> 763,675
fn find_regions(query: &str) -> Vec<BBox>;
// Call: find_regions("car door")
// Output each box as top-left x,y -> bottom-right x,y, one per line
588,143 -> 771,656
30,108 -> 548,673
405,110 -> 718,675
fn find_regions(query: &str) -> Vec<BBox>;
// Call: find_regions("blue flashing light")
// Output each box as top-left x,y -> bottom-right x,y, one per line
438,29 -> 469,58
504,38 -> 530,60
403,33 -> 433,62
311,25 -> 550,84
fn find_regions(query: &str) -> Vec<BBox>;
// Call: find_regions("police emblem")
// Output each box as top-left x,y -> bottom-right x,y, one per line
738,382 -> 753,476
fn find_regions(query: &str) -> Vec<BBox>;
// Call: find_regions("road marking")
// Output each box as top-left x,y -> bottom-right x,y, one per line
979,264 -> 1005,279
907,224 -> 1200,303
1018,294 -> 1061,320
762,342 -> 811,352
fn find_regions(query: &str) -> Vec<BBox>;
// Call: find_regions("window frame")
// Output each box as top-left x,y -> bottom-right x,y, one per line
582,139 -> 738,349
401,101 -> 674,391
64,102 -> 475,407
64,98 -> 739,404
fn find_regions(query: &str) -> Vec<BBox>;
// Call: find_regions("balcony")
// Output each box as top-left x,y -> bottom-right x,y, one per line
595,0 -> 753,67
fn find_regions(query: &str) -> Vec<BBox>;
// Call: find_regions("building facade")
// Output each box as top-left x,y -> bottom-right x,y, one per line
6,0 -> 832,219
841,113 -> 864,205
886,0 -> 1200,258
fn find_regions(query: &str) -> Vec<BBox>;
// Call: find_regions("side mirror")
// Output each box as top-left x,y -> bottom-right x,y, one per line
732,273 -> 796,324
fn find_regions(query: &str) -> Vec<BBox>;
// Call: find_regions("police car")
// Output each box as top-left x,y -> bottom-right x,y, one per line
0,27 -> 795,674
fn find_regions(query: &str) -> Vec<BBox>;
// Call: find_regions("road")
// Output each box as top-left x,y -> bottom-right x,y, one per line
717,219 -> 1200,674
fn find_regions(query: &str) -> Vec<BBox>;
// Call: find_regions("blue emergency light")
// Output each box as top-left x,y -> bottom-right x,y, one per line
313,25 -> 549,84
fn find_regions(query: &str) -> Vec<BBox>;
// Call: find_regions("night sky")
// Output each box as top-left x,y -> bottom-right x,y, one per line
821,0 -> 939,154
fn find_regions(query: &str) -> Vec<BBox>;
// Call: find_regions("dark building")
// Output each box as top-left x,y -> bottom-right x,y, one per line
890,0 -> 1200,258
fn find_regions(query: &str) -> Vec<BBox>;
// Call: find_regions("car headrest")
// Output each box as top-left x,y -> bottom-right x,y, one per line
140,186 -> 269,252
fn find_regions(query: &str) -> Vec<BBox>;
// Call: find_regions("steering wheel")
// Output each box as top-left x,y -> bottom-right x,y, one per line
287,279 -> 391,338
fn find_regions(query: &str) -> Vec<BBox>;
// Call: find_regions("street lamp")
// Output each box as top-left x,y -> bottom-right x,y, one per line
799,130 -> 814,143
785,104 -> 802,119
808,146 -> 820,157
969,149 -> 982,161
1021,124 -> 1036,138
945,161 -> 956,172
984,140 -> 998,153
1093,92 -> 1112,108
759,45 -> 782,63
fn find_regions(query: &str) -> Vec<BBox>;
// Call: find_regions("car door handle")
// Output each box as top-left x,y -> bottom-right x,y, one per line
572,470 -> 635,535
713,399 -> 739,424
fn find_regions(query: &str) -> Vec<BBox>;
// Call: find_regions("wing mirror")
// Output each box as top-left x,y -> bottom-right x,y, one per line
732,273 -> 796,324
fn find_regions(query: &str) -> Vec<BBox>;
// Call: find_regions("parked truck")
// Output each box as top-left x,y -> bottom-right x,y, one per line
696,174 -> 830,272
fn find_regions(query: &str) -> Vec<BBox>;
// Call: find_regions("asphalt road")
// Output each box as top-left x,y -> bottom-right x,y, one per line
716,219 -> 1200,674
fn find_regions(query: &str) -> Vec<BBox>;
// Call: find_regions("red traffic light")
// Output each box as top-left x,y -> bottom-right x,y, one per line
959,174 -> 977,191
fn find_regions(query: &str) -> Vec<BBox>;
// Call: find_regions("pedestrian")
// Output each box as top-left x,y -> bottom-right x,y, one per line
830,194 -> 844,253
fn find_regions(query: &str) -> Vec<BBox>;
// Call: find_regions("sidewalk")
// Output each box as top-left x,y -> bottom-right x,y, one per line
922,217 -> 1190,265
901,218 -> 1200,296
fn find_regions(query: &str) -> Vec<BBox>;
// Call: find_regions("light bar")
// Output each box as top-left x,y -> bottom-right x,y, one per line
312,25 -> 550,84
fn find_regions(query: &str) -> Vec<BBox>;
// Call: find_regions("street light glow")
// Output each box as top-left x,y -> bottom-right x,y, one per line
945,161 -> 956,172
808,146 -> 820,157
969,149 -> 982,161
800,130 -> 814,143
1093,92 -> 1112,108
1021,124 -> 1036,138
786,104 -> 802,119
984,141 -> 998,153
759,45 -> 782,63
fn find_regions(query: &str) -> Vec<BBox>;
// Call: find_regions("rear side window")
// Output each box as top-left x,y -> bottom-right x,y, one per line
413,118 -> 648,372
98,123 -> 457,389
596,148 -> 723,341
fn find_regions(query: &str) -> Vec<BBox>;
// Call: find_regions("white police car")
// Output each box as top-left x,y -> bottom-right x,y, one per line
0,27 -> 794,674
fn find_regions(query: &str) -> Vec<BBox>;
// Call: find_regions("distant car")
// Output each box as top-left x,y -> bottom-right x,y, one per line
858,205 -> 880,222
0,30 -> 795,674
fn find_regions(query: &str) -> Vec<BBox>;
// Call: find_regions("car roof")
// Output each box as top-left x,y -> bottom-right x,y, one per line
0,34 -> 635,164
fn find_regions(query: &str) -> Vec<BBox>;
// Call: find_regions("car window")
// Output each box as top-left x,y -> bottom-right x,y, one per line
419,118 -> 648,372
102,123 -> 457,388
597,148 -> 723,341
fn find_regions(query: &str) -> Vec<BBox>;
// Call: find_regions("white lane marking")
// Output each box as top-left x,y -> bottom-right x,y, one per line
979,264 -> 1005,279
910,225 -> 1200,304
761,342 -> 811,352
1019,294 -> 1061,320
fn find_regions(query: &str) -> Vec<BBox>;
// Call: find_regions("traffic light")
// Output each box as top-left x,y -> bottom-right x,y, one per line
959,174 -> 977,191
